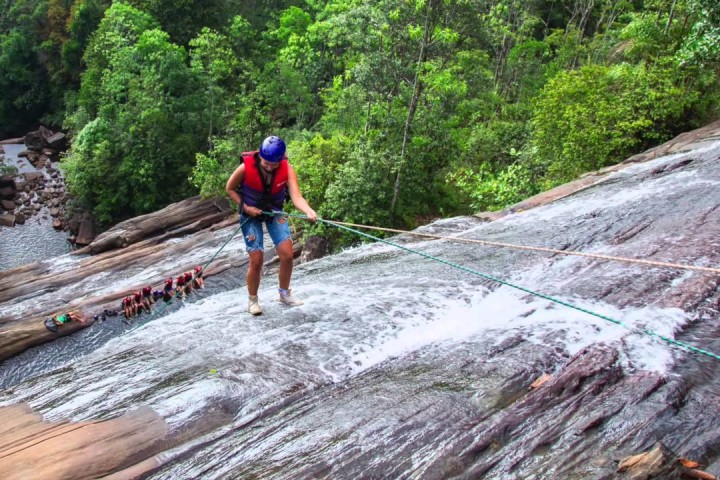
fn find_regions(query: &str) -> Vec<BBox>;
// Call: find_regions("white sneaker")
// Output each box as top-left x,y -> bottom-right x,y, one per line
277,289 -> 304,306
248,295 -> 263,315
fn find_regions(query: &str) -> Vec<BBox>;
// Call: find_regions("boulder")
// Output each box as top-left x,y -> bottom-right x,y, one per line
85,196 -> 233,254
14,212 -> 25,224
23,131 -> 44,151
46,132 -> 67,151
23,172 -> 43,182
23,126 -> 56,151
1,200 -> 15,211
301,235 -> 330,263
0,175 -> 14,188
67,212 -> 81,233
0,186 -> 15,199
0,214 -> 15,227
75,216 -> 95,246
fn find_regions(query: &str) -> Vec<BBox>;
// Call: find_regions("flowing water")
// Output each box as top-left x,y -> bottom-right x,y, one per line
1,141 -> 719,478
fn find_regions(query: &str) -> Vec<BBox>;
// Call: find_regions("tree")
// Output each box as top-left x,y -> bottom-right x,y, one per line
530,62 -> 696,186
189,27 -> 240,145
63,6 -> 206,224
69,2 -> 159,132
678,0 -> 720,68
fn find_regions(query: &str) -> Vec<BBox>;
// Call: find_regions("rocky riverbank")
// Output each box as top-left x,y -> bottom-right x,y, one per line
0,126 -> 95,245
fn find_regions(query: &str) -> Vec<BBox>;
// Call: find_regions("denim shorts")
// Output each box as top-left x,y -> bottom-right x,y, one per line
240,214 -> 292,252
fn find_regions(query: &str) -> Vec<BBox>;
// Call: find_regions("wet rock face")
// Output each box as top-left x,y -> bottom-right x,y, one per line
2,121 -> 720,480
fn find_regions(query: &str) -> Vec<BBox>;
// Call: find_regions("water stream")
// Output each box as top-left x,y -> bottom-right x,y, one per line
1,140 -> 719,478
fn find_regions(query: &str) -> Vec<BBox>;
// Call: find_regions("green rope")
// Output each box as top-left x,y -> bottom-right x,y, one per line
273,211 -> 720,362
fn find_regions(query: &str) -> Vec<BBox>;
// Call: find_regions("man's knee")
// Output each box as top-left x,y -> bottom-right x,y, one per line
276,240 -> 294,262
248,252 -> 264,271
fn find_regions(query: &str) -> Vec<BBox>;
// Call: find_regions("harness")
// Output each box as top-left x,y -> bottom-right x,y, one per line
238,151 -> 289,213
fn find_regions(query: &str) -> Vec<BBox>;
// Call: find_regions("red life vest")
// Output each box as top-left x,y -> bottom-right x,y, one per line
239,151 -> 289,211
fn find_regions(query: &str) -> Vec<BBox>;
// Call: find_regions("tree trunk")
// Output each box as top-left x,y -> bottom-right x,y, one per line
391,1 -> 435,212
665,0 -> 678,36
364,100 -> 372,136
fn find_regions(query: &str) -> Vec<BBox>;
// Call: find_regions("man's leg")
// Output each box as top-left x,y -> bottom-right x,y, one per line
276,239 -> 294,290
247,250 -> 264,295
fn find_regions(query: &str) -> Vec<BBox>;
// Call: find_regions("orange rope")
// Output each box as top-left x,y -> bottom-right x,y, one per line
327,220 -> 720,275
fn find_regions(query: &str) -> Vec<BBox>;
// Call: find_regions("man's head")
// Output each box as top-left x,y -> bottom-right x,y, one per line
259,136 -> 286,172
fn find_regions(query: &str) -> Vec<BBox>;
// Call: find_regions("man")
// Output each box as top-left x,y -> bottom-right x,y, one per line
121,295 -> 136,318
175,274 -> 187,300
53,311 -> 86,325
163,277 -> 174,302
225,135 -> 317,315
183,271 -> 194,295
133,290 -> 144,314
192,265 -> 205,289
141,285 -> 154,311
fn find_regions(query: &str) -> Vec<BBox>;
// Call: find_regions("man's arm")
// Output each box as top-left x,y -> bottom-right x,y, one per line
226,163 -> 264,216
287,165 -> 317,222
225,163 -> 245,206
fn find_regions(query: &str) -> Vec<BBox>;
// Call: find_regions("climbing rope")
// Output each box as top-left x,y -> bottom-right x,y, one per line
316,220 -> 720,275
273,211 -> 720,362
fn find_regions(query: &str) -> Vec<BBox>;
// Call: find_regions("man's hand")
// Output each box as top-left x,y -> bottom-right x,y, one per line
244,205 -> 263,217
305,208 -> 318,222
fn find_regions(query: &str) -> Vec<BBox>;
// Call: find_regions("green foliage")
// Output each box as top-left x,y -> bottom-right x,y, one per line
191,137 -> 240,199
189,28 -> 241,141
70,2 -> 159,131
2,0 -> 720,232
0,163 -> 19,176
63,9 -> 206,224
62,0 -> 111,84
324,141 -> 394,228
447,160 -> 537,212
288,133 -> 350,209
125,0 -> 239,46
678,0 -> 720,68
0,28 -> 49,136
530,62 -> 697,186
